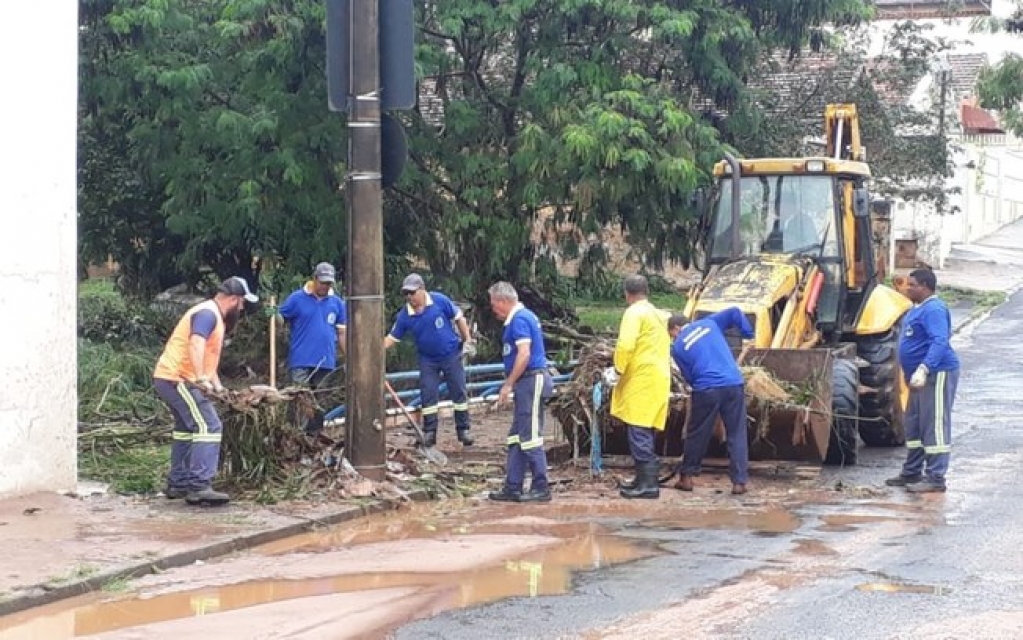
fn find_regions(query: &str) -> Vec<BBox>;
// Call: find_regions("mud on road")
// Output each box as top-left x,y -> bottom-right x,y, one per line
0,450 -> 940,640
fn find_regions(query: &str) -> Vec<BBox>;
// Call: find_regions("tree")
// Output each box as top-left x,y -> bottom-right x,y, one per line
78,0 -> 420,296
973,1 -> 1023,137
395,0 -> 872,303
80,0 -> 873,307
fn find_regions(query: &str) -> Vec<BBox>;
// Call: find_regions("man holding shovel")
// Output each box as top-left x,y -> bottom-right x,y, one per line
384,273 -> 476,447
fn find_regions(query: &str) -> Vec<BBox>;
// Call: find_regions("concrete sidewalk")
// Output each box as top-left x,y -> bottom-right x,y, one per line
0,487 -> 425,618
937,216 -> 1023,294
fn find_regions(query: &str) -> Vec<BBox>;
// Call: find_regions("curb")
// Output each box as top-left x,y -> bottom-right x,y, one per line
952,305 -> 991,336
0,490 -> 432,619
951,286 -> 1019,337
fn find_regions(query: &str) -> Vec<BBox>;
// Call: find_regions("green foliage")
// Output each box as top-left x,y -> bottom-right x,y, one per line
979,54 -> 1023,138
78,0 -> 418,296
77,279 -> 174,346
78,338 -> 164,426
80,0 -> 874,309
79,442 -> 169,494
396,0 -> 873,300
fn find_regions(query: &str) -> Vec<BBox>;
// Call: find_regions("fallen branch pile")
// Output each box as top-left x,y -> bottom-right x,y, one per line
549,339 -> 690,456
549,337 -> 816,456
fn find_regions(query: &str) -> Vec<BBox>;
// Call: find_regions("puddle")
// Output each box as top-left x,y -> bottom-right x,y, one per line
640,507 -> 800,535
255,503 -> 594,555
816,514 -> 899,533
856,582 -> 950,595
0,531 -> 657,638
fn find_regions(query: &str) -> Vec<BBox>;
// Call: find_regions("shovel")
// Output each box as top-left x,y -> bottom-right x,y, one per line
385,380 -> 448,466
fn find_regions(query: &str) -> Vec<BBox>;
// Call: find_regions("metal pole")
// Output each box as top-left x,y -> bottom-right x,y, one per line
345,0 -> 386,480
724,153 -> 742,259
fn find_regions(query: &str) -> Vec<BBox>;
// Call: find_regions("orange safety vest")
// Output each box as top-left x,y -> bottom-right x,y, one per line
153,300 -> 225,383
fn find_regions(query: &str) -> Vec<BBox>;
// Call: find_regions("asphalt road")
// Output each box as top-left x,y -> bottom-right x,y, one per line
395,291 -> 1023,640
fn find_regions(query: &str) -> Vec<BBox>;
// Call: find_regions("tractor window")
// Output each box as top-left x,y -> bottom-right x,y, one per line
711,176 -> 840,259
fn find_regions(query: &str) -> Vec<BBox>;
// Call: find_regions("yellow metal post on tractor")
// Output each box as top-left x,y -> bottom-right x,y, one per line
680,103 -> 912,466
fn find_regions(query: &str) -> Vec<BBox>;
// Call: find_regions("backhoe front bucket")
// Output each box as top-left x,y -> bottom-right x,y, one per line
743,348 -> 834,463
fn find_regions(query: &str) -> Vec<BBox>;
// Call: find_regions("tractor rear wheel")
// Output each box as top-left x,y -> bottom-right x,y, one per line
856,323 -> 906,447
824,358 -> 859,466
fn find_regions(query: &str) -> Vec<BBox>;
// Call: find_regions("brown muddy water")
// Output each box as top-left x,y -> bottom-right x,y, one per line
0,503 -> 663,639
0,499 -> 821,639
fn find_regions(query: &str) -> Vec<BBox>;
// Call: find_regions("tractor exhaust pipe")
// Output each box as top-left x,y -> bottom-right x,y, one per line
724,153 -> 742,259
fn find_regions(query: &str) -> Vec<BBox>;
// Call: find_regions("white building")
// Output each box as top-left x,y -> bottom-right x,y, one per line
0,4 -> 79,497
869,0 -> 1023,268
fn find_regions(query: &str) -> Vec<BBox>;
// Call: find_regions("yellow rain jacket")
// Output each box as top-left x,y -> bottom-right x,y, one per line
611,299 -> 671,430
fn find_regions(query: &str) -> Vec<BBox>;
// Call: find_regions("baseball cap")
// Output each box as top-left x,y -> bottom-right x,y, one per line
218,276 -> 259,303
313,262 -> 336,283
401,273 -> 425,294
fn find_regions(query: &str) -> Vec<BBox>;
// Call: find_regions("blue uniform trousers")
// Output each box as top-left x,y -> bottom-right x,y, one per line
680,384 -> 749,484
901,368 -> 959,485
504,370 -> 553,492
154,379 -> 223,491
419,351 -> 470,435
627,425 -> 657,463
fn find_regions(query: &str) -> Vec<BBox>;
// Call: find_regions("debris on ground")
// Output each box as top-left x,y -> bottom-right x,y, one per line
549,338 -> 816,456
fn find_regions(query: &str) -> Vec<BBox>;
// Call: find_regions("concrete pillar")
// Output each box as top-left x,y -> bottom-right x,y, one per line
0,3 -> 78,496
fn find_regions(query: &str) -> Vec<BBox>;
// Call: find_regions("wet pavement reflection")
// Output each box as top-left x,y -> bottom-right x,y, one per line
0,506 -> 658,639
0,475 -> 933,639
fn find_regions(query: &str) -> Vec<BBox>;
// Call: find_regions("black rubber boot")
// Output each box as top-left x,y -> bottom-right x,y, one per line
185,487 -> 231,506
620,462 -> 660,499
518,487 -> 552,503
457,430 -> 474,446
422,431 -> 437,448
488,487 -> 521,502
164,485 -> 188,500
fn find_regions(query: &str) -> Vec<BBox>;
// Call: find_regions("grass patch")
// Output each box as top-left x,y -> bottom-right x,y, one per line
101,577 -> 133,594
78,339 -> 163,425
940,286 -> 1006,311
574,292 -> 687,333
50,564 -> 99,585
79,443 -> 170,495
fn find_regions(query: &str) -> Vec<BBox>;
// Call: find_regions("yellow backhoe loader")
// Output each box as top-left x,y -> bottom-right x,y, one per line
683,104 -> 912,465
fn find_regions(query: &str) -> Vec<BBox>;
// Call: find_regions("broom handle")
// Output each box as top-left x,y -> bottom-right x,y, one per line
269,295 -> 277,388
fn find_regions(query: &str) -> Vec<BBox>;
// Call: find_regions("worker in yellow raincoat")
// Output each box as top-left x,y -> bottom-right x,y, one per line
604,275 -> 671,499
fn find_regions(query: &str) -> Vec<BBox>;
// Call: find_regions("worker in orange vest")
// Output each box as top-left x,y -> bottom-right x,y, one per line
153,276 -> 257,506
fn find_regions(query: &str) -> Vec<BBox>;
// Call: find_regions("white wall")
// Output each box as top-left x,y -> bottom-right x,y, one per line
0,3 -> 79,496
868,0 -> 1022,60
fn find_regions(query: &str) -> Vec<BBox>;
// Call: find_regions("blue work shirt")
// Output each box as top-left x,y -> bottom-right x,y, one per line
388,291 -> 463,363
672,307 -> 753,391
898,296 -> 960,378
502,303 -> 547,375
280,283 -> 347,370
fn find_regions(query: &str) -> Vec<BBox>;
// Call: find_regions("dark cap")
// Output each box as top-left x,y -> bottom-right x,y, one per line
218,276 -> 259,303
401,273 -> 425,294
313,262 -> 336,283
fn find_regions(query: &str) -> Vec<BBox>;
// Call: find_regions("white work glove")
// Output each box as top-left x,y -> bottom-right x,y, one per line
602,367 -> 621,387
909,364 -> 929,389
194,377 -> 215,394
462,341 -> 477,359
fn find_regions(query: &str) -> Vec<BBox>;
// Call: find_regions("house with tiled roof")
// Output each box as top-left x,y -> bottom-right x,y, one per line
862,0 -> 1023,268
